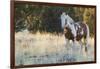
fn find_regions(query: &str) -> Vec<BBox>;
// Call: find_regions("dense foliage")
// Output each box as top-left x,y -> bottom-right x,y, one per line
14,3 -> 95,36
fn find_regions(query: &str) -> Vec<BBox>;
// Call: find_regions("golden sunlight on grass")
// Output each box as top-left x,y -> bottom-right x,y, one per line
15,30 -> 95,66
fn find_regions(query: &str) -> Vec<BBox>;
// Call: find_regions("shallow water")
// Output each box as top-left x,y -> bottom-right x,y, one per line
15,32 -> 94,66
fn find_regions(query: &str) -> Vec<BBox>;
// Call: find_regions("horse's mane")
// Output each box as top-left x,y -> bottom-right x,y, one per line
66,14 -> 74,24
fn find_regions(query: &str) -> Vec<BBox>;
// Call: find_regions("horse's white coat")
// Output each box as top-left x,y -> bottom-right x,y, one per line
75,23 -> 81,31
60,12 -> 67,29
60,12 -> 77,37
80,28 -> 83,35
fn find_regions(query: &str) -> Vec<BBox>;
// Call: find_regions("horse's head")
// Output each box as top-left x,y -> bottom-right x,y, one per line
60,12 -> 74,32
61,12 -> 69,29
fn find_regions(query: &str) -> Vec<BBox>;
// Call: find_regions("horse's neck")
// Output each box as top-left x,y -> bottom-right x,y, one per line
66,15 -> 74,23
66,20 -> 74,30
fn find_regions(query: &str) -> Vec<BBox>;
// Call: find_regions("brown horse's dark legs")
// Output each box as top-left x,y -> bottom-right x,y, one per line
72,37 -> 77,51
79,40 -> 83,52
85,46 -> 87,52
83,38 -> 87,53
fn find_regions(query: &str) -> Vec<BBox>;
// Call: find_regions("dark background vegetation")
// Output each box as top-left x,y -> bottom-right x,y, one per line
14,3 -> 95,36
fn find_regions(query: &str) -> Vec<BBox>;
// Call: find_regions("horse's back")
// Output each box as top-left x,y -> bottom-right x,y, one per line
64,22 -> 88,41
78,22 -> 87,38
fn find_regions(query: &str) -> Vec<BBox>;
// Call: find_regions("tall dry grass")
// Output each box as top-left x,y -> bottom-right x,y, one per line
15,30 -> 95,66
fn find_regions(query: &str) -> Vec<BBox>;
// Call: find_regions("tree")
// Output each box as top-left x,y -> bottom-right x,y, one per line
15,3 -> 95,36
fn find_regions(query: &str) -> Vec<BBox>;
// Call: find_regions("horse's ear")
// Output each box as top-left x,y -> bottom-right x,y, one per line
66,13 -> 69,16
62,12 -> 66,15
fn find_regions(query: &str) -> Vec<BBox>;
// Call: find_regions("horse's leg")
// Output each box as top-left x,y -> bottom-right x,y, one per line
72,38 -> 77,51
79,40 -> 83,52
65,38 -> 69,47
79,39 -> 88,55
84,38 -> 88,52
71,38 -> 77,57
73,37 -> 77,46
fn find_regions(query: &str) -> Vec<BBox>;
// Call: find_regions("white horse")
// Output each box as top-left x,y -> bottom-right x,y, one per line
60,12 -> 90,52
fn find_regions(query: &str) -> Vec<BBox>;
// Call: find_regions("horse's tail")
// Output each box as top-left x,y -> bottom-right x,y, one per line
85,23 -> 90,51
86,24 -> 90,42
